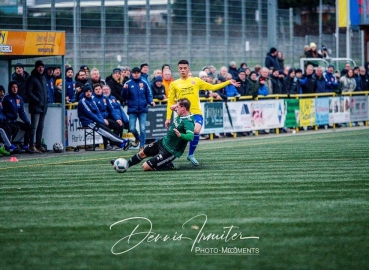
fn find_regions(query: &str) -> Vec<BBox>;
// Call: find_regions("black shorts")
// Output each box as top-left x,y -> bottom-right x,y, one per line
143,139 -> 176,170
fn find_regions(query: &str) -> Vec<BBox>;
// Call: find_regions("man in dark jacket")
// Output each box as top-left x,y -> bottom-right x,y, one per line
300,64 -> 317,94
151,76 -> 166,100
235,69 -> 249,96
107,68 -> 125,104
2,81 -> 34,153
11,63 -> 30,103
314,66 -> 329,93
323,65 -> 339,93
77,84 -> 130,150
26,60 -> 49,153
359,66 -> 369,91
122,67 -> 155,150
264,47 -> 281,71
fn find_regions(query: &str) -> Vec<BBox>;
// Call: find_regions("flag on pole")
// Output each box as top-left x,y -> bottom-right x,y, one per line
338,0 -> 361,27
338,0 -> 348,28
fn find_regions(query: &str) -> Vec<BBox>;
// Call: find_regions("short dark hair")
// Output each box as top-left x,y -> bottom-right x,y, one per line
177,98 -> 191,111
178,60 -> 189,66
78,69 -> 86,76
93,83 -> 103,90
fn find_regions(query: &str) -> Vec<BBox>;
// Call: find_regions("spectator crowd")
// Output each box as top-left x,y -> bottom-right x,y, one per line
1,43 -> 368,157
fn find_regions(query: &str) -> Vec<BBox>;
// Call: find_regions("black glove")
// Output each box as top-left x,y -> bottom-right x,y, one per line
287,93 -> 290,98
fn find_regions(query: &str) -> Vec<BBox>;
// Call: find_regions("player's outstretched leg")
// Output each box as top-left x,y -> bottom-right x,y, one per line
120,139 -> 132,151
187,134 -> 200,166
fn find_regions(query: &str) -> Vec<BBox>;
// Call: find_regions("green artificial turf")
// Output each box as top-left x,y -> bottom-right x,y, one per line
1,128 -> 368,270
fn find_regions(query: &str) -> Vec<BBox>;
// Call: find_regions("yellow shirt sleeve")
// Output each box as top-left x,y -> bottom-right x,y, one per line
166,77 -> 230,120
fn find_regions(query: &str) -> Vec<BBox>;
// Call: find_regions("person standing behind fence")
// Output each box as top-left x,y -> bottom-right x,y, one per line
43,66 -> 55,103
283,68 -> 300,96
75,69 -> 88,102
123,67 -> 155,150
323,65 -> 339,93
90,68 -> 106,86
314,67 -> 329,93
65,67 -> 76,103
107,68 -> 125,105
11,63 -> 30,103
359,67 -> 369,91
236,69 -> 249,96
340,69 -> 356,93
166,60 -> 240,166
264,47 -> 281,71
301,65 -> 317,94
162,68 -> 173,97
26,60 -> 49,153
269,69 -> 284,94
140,63 -> 152,94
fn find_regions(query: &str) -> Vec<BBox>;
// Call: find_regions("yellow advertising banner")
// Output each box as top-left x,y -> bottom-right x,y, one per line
299,99 -> 316,126
0,30 -> 65,56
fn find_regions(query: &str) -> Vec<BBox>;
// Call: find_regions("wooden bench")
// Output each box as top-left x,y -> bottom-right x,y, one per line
76,127 -> 96,151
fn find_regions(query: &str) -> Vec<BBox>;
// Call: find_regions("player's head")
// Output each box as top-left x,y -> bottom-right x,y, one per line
177,98 -> 191,112
177,60 -> 190,78
178,60 -> 189,66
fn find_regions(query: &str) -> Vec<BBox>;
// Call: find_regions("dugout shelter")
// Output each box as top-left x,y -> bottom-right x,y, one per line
0,30 -> 66,151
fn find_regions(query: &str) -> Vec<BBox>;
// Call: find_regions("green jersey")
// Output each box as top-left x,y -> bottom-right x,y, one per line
162,114 -> 195,157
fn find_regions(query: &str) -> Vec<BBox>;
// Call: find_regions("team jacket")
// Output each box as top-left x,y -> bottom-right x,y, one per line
65,77 -> 76,102
2,91 -> 30,124
77,96 -> 105,126
106,94 -> 129,124
122,78 -> 153,114
93,93 -> 119,121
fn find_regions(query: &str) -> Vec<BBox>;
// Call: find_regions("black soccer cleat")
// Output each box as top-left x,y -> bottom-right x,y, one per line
110,159 -> 115,166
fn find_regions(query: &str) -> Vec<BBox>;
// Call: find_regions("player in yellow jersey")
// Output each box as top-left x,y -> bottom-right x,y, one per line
165,60 -> 240,166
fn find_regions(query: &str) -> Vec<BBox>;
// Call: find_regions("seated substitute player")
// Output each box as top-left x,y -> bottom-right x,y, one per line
111,98 -> 195,171
77,84 -> 131,150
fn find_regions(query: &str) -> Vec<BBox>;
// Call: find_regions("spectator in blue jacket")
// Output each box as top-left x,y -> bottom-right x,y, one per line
140,63 -> 152,95
314,66 -> 329,93
2,81 -> 34,153
225,73 -> 241,98
43,65 -> 55,103
122,67 -> 155,150
323,65 -> 339,93
77,84 -> 130,151
93,83 -> 123,149
0,85 -> 19,153
65,67 -> 76,103
102,84 -> 129,131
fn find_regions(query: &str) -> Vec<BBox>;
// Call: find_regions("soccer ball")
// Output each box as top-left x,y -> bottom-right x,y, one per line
114,158 -> 128,173
53,142 -> 64,153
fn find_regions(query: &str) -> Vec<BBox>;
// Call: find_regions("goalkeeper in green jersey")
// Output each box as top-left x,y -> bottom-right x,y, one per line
113,98 -> 195,171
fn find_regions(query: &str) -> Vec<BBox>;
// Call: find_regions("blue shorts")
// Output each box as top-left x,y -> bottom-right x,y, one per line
193,114 -> 203,126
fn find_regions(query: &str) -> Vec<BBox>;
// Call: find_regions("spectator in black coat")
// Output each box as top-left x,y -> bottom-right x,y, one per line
151,76 -> 166,100
26,60 -> 49,153
264,47 -> 281,71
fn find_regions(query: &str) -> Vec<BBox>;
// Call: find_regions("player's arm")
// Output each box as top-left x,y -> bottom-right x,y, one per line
173,128 -> 194,141
174,119 -> 195,141
166,84 -> 176,120
199,80 -> 230,92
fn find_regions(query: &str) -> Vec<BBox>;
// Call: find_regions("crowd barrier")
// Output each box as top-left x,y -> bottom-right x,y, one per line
64,91 -> 369,148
